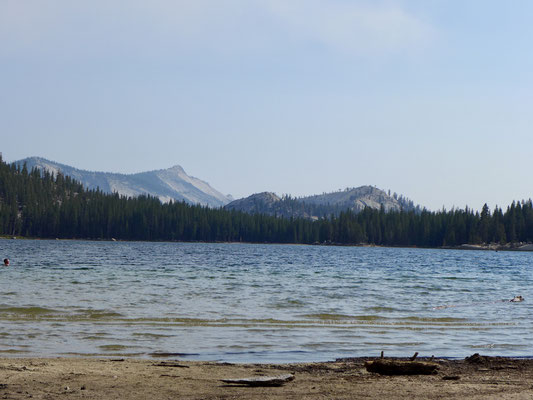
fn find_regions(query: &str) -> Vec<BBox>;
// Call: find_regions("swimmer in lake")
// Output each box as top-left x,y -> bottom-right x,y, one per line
3,258 -> 9,266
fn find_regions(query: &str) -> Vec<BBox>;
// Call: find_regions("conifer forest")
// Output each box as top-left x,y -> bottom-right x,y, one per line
1,156 -> 533,247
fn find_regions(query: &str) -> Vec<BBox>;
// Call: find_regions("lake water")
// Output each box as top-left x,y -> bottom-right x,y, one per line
0,240 -> 531,363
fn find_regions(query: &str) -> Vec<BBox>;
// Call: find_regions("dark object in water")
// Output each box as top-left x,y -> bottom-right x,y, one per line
221,374 -> 295,387
365,359 -> 439,375
509,295 -> 524,302
3,258 -> 9,266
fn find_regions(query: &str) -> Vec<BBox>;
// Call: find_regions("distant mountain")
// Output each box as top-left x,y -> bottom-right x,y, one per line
301,186 -> 415,212
225,186 -> 419,219
15,157 -> 232,207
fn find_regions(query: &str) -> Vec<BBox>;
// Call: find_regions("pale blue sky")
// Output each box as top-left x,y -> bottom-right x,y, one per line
1,1 -> 532,210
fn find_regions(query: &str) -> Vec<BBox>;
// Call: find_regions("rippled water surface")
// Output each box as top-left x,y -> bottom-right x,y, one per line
0,240 -> 532,362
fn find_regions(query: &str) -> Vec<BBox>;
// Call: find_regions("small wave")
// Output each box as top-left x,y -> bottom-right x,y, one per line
132,332 -> 173,338
365,306 -> 400,312
84,310 -> 124,319
98,344 -> 132,351
62,351 -> 146,357
363,341 -> 426,347
0,307 -> 124,322
441,276 -> 473,281
83,335 -> 109,341
469,343 -> 528,349
0,349 -> 28,354
150,352 -> 199,358
303,342 -> 347,349
302,313 -> 386,322
270,299 -> 306,309
402,316 -> 467,323
222,344 -> 275,350
302,313 -> 352,320
0,306 -> 57,316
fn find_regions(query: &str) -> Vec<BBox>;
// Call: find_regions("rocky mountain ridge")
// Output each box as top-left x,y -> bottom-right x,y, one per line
225,186 -> 419,219
13,157 -> 419,215
15,157 -> 232,207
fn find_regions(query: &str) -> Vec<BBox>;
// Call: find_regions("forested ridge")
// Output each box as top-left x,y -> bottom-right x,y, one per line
1,156 -> 533,247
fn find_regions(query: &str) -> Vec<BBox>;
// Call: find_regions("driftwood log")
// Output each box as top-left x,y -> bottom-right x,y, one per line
365,359 -> 439,376
221,374 -> 295,387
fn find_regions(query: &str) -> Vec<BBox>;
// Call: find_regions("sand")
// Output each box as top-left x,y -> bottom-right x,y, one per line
1,355 -> 533,399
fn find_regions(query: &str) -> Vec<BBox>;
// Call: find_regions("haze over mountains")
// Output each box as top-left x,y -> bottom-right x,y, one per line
16,157 -> 232,208
14,157 -> 420,216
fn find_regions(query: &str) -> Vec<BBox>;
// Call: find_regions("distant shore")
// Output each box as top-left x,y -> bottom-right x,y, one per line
3,235 -> 533,253
1,355 -> 533,399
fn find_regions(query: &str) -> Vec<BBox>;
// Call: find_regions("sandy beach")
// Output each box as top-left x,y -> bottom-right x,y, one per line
1,355 -> 533,399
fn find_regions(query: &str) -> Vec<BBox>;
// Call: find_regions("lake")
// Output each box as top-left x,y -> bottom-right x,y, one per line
0,240 -> 531,363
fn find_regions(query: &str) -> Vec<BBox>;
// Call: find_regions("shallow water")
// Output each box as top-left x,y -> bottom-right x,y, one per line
0,240 -> 531,362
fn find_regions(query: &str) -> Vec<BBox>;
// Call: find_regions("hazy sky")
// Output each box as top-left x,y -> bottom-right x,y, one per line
2,1 -> 532,211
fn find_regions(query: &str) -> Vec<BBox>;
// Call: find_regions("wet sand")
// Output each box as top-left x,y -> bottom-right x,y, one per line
1,355 -> 533,399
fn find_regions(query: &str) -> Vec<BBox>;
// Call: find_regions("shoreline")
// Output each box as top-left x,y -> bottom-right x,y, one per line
3,235 -> 533,252
2,355 -> 533,399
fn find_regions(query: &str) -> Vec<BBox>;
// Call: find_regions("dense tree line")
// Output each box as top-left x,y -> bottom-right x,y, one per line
1,156 -> 533,247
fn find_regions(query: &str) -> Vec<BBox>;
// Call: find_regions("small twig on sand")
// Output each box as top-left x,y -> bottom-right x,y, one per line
152,362 -> 190,368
